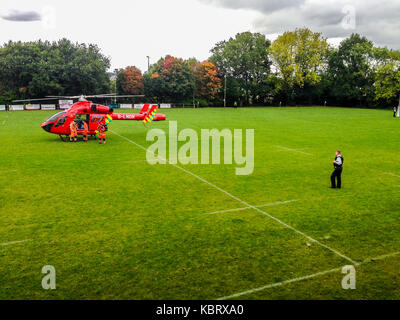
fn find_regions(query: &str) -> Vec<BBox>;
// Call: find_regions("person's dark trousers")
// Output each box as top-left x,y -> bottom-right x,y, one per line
394,112 -> 397,118
331,167 -> 343,188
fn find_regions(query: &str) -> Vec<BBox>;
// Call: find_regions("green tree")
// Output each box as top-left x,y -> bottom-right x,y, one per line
270,28 -> 330,105
326,34 -> 375,107
144,55 -> 194,103
210,32 -> 272,105
0,39 -> 111,103
373,48 -> 400,106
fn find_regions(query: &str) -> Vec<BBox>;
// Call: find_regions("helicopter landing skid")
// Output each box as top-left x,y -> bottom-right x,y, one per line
59,135 -> 69,142
59,134 -> 97,142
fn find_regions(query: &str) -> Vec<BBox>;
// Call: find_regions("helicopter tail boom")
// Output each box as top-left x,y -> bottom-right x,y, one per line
111,112 -> 166,121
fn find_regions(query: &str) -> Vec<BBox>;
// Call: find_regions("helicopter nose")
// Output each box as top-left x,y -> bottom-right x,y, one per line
41,122 -> 54,133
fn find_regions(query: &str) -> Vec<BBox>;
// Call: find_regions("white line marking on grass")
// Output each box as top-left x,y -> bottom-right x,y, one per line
204,200 -> 300,215
0,169 -> 17,173
363,251 -> 400,263
275,146 -> 313,156
217,251 -> 400,300
122,159 -> 151,164
385,172 -> 400,178
111,130 -> 357,265
1,239 -> 31,246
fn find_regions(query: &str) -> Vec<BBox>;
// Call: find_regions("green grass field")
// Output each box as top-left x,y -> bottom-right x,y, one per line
1,107 -> 399,300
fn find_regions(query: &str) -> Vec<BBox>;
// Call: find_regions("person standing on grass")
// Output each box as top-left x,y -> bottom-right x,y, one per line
98,122 -> 107,145
394,106 -> 398,118
331,150 -> 344,189
69,121 -> 78,142
82,121 -> 89,142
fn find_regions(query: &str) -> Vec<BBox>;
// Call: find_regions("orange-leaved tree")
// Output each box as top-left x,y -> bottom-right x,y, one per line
193,61 -> 221,100
117,66 -> 144,95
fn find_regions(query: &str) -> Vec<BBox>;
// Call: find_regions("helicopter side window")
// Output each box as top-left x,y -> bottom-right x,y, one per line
91,115 -> 104,123
46,112 -> 66,123
55,115 -> 67,127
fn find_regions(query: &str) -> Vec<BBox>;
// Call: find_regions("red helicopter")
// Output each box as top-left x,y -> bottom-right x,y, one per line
14,94 -> 167,141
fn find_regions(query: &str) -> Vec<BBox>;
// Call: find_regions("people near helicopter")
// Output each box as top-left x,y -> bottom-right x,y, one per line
82,121 -> 89,142
78,120 -> 84,130
98,122 -> 107,145
69,121 -> 78,142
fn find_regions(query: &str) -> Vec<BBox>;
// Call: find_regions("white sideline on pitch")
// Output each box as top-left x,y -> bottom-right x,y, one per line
385,172 -> 400,178
203,200 -> 300,215
217,251 -> 400,300
111,130 -> 357,265
275,145 -> 313,156
1,239 -> 31,246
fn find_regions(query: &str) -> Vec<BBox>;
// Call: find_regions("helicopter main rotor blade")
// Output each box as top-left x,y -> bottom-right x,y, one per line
92,95 -> 145,98
13,94 -> 145,103
62,94 -> 121,98
12,98 -> 61,103
45,96 -> 81,99
91,93 -> 117,96
45,94 -> 139,99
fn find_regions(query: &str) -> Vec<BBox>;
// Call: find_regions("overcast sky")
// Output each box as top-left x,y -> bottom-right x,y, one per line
0,0 -> 399,72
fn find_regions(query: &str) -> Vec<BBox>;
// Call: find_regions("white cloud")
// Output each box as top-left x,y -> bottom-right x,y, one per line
201,0 -> 400,49
0,0 -> 263,72
200,0 -> 305,13
0,0 -> 398,74
1,9 -> 41,21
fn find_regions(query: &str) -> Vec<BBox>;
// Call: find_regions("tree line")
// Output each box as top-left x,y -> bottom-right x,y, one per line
0,39 -> 110,102
1,30 -> 399,108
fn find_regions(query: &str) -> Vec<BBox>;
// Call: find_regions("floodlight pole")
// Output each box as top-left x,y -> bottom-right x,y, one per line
397,94 -> 400,117
146,56 -> 150,72
113,79 -> 117,105
224,74 -> 227,107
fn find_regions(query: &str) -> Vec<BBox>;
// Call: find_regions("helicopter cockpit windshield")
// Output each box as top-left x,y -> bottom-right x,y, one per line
45,111 -> 67,123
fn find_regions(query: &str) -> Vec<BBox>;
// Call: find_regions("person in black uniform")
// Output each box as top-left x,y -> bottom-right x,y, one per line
394,106 -> 398,118
331,150 -> 343,189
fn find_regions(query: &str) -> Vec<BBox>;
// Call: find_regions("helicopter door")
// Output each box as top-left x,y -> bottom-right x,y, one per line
74,114 -> 90,132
